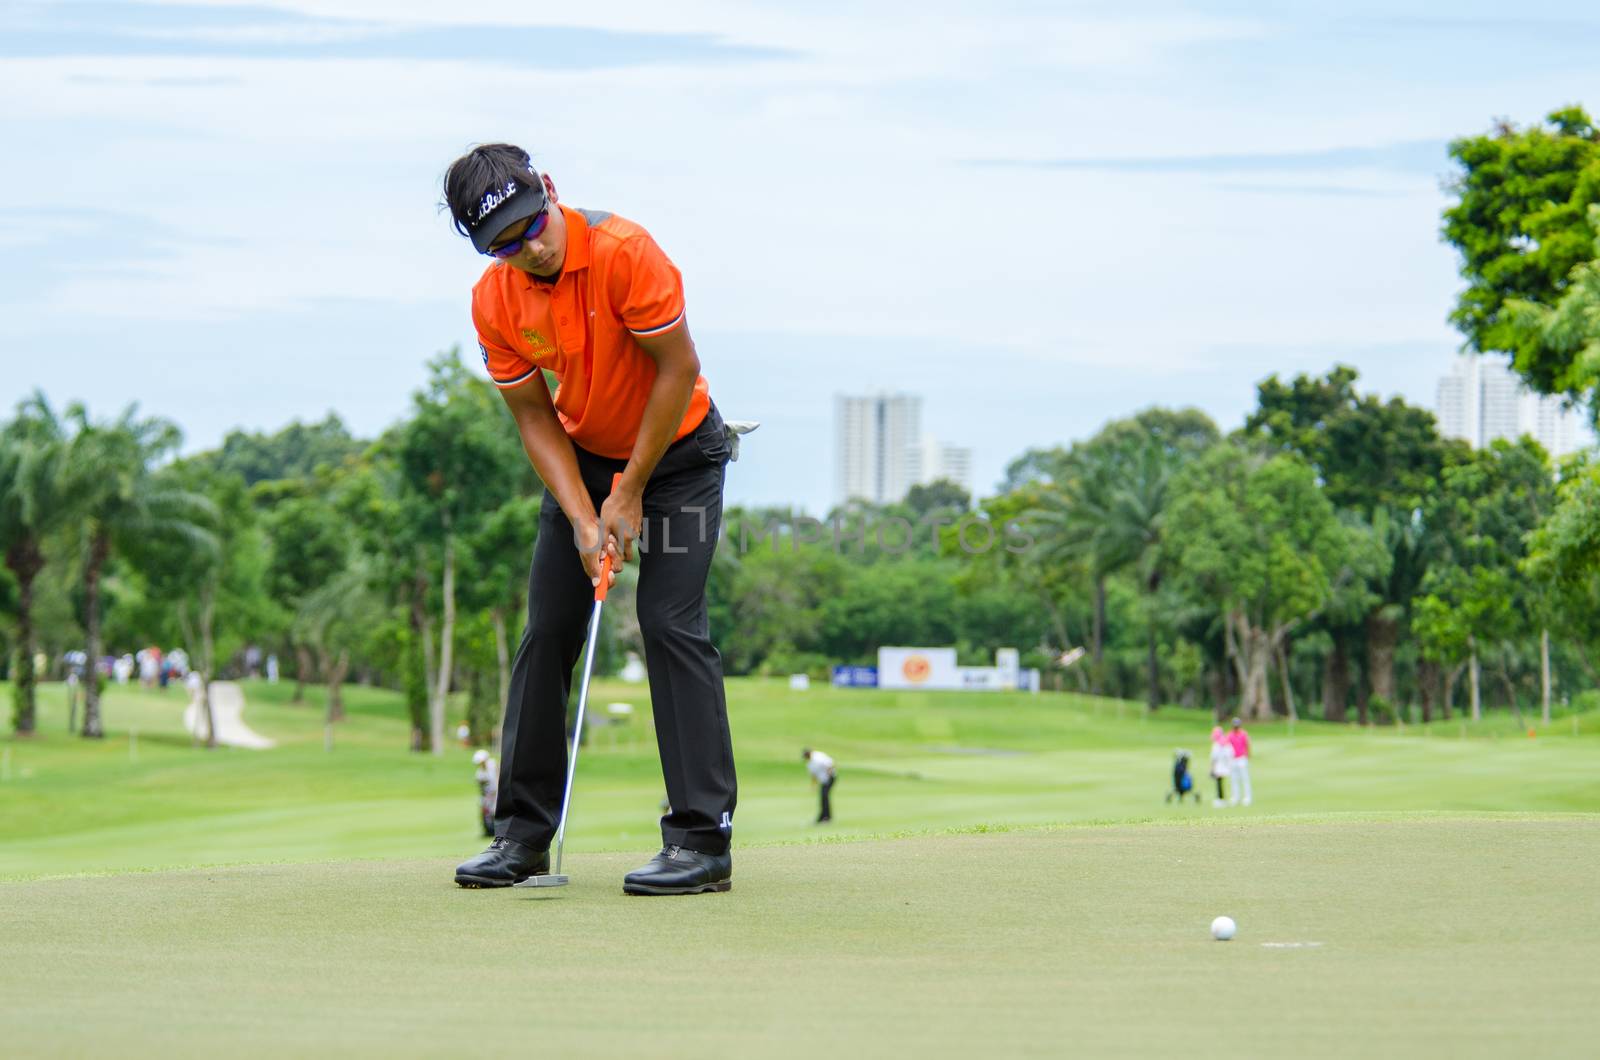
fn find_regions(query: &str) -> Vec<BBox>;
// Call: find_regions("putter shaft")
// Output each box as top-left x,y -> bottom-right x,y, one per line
547,472 -> 622,881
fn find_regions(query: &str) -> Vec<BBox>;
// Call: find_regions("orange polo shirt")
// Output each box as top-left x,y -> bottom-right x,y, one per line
472,206 -> 710,460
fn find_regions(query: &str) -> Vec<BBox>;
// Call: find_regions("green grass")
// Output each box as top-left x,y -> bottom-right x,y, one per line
3,679 -> 1599,1056
3,678 -> 1597,878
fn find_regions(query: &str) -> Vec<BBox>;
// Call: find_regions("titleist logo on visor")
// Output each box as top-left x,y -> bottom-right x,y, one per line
473,180 -> 522,225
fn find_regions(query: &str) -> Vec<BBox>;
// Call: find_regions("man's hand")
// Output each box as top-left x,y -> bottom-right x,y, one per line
599,480 -> 644,568
574,516 -> 617,591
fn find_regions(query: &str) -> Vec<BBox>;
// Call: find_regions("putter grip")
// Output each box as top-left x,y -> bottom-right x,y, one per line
594,472 -> 624,602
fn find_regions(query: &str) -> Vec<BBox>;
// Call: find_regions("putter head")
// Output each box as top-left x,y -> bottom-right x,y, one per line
514,873 -> 570,888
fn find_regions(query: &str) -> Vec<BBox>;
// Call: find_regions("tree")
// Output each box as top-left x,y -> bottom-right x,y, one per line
1442,107 -> 1600,398
128,461 -> 268,746
1030,439 -> 1125,690
263,490 -> 349,703
1414,439 -> 1555,721
1525,454 -> 1600,709
206,414 -> 364,487
973,485 -> 1094,690
293,560 -> 379,728
1028,409 -> 1218,699
1244,367 -> 1449,717
817,559 -> 958,663
1507,204 -> 1600,413
1166,443 -> 1380,720
0,394 -> 71,735
391,352 -> 533,755
1094,407 -> 1220,457
461,494 -> 543,734
903,479 -> 970,518
64,405 -> 214,738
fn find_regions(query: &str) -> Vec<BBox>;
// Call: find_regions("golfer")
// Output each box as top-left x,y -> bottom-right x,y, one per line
802,748 -> 836,823
1228,717 -> 1253,806
444,144 -> 737,896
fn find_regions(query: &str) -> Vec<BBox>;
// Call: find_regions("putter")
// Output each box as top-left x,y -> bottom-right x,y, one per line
517,473 -> 622,889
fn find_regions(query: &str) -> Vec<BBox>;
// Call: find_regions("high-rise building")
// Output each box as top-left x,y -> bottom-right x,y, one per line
912,436 -> 974,497
1435,365 -> 1475,445
1435,355 -> 1590,458
834,393 -> 922,505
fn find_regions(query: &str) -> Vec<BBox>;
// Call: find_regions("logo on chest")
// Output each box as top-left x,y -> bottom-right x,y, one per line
520,328 -> 557,362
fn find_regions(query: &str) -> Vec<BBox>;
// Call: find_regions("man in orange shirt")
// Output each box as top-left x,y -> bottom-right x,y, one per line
443,143 -> 737,895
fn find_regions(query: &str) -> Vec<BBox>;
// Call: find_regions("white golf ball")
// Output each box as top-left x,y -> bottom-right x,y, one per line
1211,916 -> 1236,941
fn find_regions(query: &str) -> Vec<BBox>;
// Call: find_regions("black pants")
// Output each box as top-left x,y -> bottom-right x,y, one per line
496,405 -> 738,855
818,777 -> 834,822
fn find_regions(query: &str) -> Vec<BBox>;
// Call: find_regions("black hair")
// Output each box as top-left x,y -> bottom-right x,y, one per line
441,143 -> 541,238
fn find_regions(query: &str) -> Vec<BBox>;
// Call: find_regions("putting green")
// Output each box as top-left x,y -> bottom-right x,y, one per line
3,816 -> 1596,1057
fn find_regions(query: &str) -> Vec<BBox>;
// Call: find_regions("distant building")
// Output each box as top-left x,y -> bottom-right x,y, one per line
1435,355 -> 1589,458
834,394 -> 976,505
911,436 -> 974,497
834,393 -> 922,505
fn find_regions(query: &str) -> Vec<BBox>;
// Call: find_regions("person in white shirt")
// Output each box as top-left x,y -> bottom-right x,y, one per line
801,748 -> 836,823
473,750 -> 499,838
1208,726 -> 1234,808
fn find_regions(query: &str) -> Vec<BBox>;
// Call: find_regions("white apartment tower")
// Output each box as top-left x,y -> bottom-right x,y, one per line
835,393 -> 922,505
912,436 -> 975,496
1436,355 -> 1589,457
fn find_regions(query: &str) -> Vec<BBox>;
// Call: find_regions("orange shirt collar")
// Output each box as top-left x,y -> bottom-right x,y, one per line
520,204 -> 590,289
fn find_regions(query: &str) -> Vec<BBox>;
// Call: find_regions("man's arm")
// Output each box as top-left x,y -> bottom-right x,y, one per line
497,378 -> 612,587
600,323 -> 701,561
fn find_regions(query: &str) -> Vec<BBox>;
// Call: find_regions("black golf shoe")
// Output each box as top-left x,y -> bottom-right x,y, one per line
455,836 -> 550,888
622,844 -> 732,896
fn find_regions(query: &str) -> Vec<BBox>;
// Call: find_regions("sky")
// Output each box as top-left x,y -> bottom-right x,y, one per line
2,0 -> 1598,515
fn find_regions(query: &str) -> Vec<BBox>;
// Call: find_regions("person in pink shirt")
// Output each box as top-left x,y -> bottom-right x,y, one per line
1228,717 -> 1252,806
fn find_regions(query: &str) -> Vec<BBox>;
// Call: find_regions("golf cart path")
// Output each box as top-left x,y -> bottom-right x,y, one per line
183,681 -> 274,749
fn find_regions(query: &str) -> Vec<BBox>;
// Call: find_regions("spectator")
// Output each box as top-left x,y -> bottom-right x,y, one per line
1209,726 -> 1233,807
63,650 -> 87,732
473,750 -> 499,838
1229,717 -> 1253,806
801,748 -> 836,823
136,647 -> 161,689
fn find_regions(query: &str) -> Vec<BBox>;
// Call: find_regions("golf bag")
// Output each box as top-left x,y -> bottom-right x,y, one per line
1165,749 -> 1199,803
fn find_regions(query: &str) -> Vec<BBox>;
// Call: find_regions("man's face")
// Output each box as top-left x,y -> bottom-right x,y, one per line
487,189 -> 567,277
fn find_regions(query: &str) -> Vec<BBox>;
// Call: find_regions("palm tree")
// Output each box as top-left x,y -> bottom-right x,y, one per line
1031,432 -> 1194,708
64,405 -> 213,739
294,559 -> 377,730
1031,443 -> 1123,693
0,394 -> 71,735
1100,438 -> 1179,711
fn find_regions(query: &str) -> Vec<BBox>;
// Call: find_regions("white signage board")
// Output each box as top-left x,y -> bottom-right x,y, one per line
878,647 -> 961,690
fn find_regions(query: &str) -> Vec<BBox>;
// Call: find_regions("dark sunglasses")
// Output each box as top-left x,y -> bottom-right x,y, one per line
486,205 -> 551,259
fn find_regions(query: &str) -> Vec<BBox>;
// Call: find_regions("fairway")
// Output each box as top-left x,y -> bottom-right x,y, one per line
4,680 -> 1600,1056
3,818 -> 1597,1057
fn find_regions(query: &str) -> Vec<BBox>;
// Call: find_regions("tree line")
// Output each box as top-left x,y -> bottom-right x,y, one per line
4,105 -> 1600,743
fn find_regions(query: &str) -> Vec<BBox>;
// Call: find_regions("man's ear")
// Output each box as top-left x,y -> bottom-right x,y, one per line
543,173 -> 559,203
